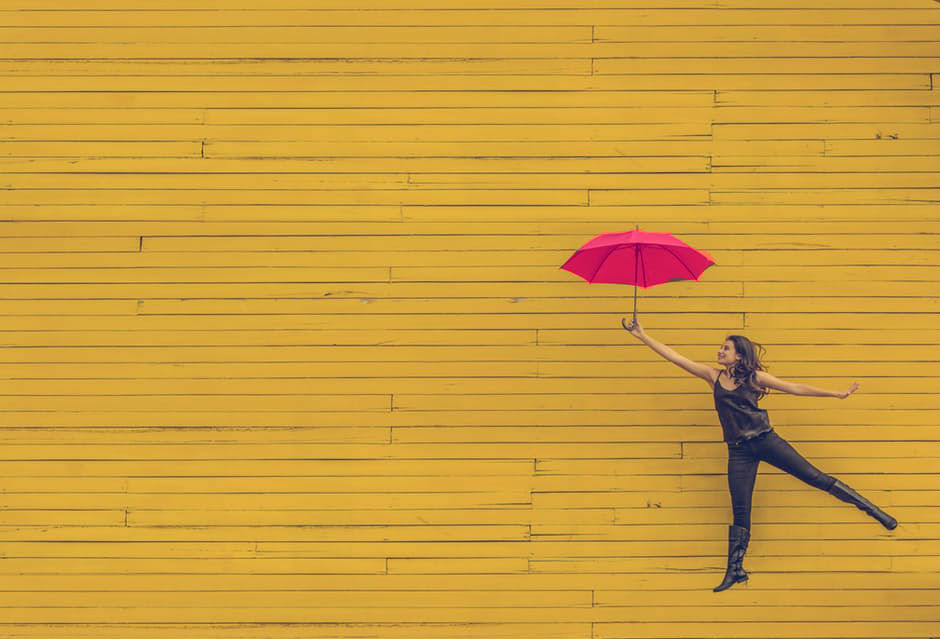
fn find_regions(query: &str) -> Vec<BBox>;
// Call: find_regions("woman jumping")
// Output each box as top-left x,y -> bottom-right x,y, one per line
622,318 -> 897,592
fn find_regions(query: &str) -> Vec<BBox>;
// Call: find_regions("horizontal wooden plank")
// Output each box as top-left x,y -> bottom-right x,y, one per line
0,106 -> 716,125
598,24 -> 940,42
9,172 -> 939,190
0,470 -> 931,492
0,90 -> 715,108
0,339 -> 933,361
0,519 -> 932,541
388,425 -> 939,444
0,139 -> 712,159
0,409 -> 935,430
0,589 -> 588,608
0,568 -> 932,593
715,122 -> 939,138
0,25 -> 937,48
533,521 -> 939,541
6,504 -> 940,530
610,505 -> 938,526
0,491 -> 535,510
0,620 -> 927,639
205,107 -> 718,124
596,58 -> 940,74
825,139 -> 940,155
718,89 -> 940,107
0,555 -> 928,581
398,264 -> 939,280
0,62 -> 931,91
0,141 -> 202,157
0,8 -> 936,26
0,311 -> 937,335
708,188 -> 939,205
0,333 -> 937,357
1,360 -> 937,381
109,299 -> 928,318
718,0 -> 934,8
1,244 -> 937,266
0,440 -> 932,460
0,619 -> 530,639
0,25 -> 594,44
1,488 -> 932,510
595,621 -> 940,639
3,85 -> 939,112
11,157 -> 939,176
0,206 -> 936,230
0,188 -> 593,205
1,40 -> 937,59
713,157 -> 936,171
0,603 -> 934,624
0,423 -> 932,446
1,324 -> 938,346
0,454 -> 933,476
0,57 -> 595,76
1,589 -> 932,609
203,140 -> 711,157
534,491 -> 938,510
5,334 -> 936,361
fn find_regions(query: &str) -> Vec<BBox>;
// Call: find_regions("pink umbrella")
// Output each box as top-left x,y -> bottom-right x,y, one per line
560,227 -> 715,324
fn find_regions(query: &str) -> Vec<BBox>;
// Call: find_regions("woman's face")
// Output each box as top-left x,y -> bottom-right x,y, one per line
717,340 -> 740,367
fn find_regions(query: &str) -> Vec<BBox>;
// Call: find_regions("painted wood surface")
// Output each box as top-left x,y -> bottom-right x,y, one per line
0,1 -> 938,637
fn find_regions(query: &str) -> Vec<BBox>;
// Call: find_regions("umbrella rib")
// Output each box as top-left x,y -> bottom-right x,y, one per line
660,244 -> 698,279
639,244 -> 647,287
591,246 -> 623,280
589,245 -> 620,282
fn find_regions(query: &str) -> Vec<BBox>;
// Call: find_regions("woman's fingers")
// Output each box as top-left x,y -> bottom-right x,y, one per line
621,317 -> 642,335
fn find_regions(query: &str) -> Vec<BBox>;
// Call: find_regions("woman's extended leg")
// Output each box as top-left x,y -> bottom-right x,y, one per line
753,431 -> 897,530
751,431 -> 835,491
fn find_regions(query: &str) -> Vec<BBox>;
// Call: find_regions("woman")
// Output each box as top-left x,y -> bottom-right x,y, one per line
622,318 -> 897,593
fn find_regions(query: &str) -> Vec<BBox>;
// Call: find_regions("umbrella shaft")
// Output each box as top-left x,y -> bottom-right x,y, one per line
632,282 -> 637,321
632,233 -> 639,321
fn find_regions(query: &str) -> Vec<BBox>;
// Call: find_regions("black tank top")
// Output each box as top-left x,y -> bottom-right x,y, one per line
713,370 -> 773,444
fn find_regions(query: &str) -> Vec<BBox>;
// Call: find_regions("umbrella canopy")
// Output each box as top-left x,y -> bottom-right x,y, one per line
560,228 -> 715,321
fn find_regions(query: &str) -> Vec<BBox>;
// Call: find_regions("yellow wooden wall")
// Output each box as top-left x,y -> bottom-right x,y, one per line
1,1 -> 938,637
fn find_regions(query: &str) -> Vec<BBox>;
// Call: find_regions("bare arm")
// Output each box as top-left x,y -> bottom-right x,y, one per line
756,370 -> 859,399
622,318 -> 715,383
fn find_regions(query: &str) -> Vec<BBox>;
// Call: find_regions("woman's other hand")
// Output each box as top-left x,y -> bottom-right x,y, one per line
838,382 -> 860,399
621,317 -> 645,339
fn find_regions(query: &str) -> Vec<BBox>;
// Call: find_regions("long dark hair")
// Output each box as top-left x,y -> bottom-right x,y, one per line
725,335 -> 770,400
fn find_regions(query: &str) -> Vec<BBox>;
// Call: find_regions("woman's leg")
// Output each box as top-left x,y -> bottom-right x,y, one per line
715,442 -> 759,592
727,442 -> 761,529
750,431 -> 836,491
752,431 -> 897,530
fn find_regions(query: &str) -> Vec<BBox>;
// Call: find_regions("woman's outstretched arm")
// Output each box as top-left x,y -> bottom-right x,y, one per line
756,370 -> 859,399
622,318 -> 715,383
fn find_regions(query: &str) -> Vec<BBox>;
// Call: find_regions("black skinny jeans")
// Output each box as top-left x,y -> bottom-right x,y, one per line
727,430 -> 837,529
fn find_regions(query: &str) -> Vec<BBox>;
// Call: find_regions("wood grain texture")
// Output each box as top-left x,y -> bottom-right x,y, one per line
0,1 -> 938,638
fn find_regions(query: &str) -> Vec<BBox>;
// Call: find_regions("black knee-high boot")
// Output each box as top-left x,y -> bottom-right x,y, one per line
713,524 -> 750,592
827,479 -> 897,530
